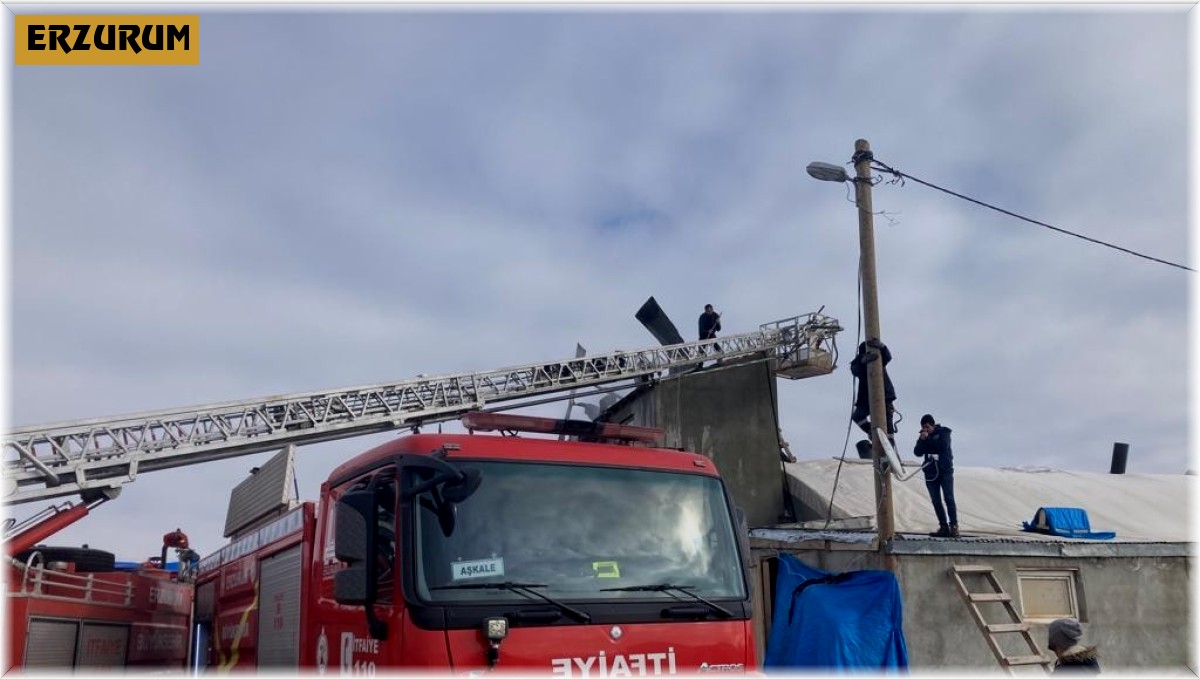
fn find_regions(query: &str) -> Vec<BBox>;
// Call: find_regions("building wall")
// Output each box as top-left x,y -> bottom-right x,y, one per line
896,552 -> 1191,671
752,545 -> 1193,671
603,359 -> 787,527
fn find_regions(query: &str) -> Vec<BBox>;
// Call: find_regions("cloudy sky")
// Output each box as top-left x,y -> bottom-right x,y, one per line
5,4 -> 1192,560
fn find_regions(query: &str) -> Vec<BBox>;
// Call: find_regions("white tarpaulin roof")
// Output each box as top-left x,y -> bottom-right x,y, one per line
782,458 -> 1193,543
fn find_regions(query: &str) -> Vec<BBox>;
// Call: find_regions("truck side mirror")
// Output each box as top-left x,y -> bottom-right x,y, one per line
333,485 -> 388,640
400,455 -> 484,538
334,561 -> 370,605
333,488 -> 375,605
441,467 -> 482,504
399,455 -> 482,505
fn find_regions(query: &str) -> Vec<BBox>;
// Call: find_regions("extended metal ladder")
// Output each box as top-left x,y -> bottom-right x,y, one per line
4,312 -> 842,505
949,564 -> 1054,674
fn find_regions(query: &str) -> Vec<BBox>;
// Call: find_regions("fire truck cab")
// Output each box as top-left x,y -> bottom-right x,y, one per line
194,414 -> 756,674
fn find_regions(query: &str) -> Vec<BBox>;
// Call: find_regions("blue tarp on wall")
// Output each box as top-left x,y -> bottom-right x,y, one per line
764,553 -> 909,673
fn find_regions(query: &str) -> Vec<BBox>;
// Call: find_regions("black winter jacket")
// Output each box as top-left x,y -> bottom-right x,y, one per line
850,343 -> 896,414
698,312 -> 721,340
913,425 -> 953,479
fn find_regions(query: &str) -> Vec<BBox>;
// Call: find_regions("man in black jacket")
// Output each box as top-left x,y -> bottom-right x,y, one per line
849,340 -> 896,437
698,304 -> 722,356
914,413 -> 958,538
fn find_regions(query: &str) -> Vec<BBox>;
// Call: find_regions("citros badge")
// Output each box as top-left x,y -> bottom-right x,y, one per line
15,15 -> 199,66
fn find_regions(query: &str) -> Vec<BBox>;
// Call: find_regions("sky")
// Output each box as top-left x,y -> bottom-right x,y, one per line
3,3 -> 1193,561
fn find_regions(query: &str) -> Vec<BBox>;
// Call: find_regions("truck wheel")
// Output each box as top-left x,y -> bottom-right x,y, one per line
15,546 -> 116,572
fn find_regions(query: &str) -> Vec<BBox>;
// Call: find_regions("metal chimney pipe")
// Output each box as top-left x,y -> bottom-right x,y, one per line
1110,442 -> 1130,474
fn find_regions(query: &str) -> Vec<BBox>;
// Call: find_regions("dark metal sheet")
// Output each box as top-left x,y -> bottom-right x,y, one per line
635,296 -> 685,346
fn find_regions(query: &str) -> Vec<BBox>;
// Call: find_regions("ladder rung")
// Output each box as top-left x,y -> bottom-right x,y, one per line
969,592 -> 1012,602
987,622 -> 1030,634
1004,654 -> 1052,667
952,565 -> 994,573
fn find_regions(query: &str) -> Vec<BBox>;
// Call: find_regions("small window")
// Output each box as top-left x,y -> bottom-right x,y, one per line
1016,569 -> 1079,622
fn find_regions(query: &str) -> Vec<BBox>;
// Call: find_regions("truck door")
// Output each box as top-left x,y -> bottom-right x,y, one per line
313,470 -> 399,674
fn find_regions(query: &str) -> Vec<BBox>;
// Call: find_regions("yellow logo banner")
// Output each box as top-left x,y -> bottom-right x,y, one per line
15,15 -> 199,66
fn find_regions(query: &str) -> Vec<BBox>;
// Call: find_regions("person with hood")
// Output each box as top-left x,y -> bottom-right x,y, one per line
1047,618 -> 1101,673
914,413 -> 957,537
849,339 -> 897,437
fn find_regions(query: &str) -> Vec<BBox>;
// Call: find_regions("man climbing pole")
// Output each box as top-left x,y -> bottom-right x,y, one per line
849,339 -> 897,439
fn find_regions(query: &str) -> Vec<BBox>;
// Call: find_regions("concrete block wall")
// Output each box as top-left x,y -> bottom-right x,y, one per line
602,358 -> 787,527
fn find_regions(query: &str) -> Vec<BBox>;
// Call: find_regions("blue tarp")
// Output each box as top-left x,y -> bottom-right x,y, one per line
764,553 -> 908,672
113,561 -> 179,572
1021,507 -> 1115,540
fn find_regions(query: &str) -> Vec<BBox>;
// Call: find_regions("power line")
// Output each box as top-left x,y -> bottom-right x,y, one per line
868,158 -> 1193,273
823,256 -> 862,530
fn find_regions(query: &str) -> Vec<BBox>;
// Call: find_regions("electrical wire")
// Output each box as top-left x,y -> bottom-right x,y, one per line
822,257 -> 863,529
869,158 -> 1194,273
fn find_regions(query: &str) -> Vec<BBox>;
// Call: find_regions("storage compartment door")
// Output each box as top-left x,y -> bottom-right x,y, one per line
256,545 -> 302,667
77,623 -> 129,667
25,619 -> 79,667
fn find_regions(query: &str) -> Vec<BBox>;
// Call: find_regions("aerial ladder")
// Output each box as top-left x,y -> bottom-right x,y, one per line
2,312 -> 842,551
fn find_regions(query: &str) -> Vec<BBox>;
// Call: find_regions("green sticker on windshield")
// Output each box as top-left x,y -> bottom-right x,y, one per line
592,561 -> 620,578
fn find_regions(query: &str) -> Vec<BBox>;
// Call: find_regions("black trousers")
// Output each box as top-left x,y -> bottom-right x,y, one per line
925,468 -> 958,527
852,404 -> 895,435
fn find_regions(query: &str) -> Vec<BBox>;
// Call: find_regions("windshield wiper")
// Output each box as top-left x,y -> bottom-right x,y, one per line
600,583 -> 733,619
432,582 -> 592,623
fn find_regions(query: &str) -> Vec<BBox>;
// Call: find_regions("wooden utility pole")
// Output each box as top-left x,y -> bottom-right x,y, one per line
852,138 -> 898,573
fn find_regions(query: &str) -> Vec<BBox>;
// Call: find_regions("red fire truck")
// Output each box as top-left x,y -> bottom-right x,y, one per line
193,413 -> 756,673
5,312 -> 841,672
5,526 -> 195,670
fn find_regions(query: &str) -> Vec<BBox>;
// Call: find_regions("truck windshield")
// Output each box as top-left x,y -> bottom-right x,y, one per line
411,461 -> 745,603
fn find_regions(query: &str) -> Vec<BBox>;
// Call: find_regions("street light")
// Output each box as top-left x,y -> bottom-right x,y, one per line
808,139 -> 897,573
805,161 -> 849,184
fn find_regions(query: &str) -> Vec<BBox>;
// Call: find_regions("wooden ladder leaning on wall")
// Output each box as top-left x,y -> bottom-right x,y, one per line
949,564 -> 1055,675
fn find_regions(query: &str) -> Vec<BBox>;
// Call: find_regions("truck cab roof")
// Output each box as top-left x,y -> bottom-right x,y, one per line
325,431 -> 720,489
